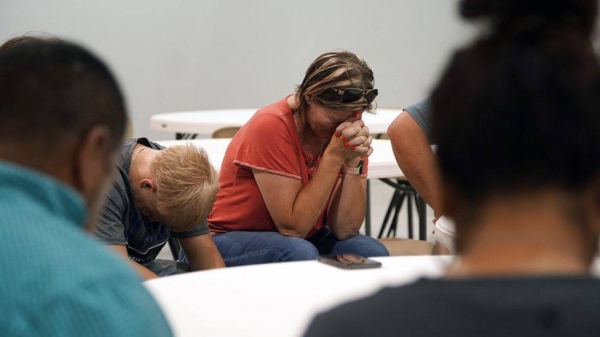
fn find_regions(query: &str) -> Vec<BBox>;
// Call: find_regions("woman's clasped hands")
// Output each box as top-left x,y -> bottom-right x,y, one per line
331,112 -> 373,161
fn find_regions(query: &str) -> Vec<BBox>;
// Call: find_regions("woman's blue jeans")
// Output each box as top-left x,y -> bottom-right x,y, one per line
180,226 -> 389,267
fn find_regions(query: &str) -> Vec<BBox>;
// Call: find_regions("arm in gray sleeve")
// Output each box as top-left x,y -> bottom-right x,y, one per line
170,220 -> 210,239
403,97 -> 434,144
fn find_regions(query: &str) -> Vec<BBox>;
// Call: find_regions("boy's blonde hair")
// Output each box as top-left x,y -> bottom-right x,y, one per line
150,144 -> 219,232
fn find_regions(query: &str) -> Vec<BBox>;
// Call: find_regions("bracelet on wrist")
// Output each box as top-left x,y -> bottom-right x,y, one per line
342,159 -> 364,175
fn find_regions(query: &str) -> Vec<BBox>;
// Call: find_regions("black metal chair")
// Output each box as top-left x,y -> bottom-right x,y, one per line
377,179 -> 427,241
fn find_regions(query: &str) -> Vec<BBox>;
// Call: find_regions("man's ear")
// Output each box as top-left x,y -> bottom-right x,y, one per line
73,125 -> 114,206
139,178 -> 156,192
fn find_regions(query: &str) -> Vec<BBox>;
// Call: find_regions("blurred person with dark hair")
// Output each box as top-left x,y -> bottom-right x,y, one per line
0,37 -> 172,336
305,0 -> 600,336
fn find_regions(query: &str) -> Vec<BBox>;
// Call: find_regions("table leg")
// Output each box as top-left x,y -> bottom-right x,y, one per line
365,180 -> 371,237
417,195 -> 427,240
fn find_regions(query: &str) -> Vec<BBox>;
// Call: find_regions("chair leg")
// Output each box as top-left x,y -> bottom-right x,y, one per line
379,179 -> 428,241
378,189 -> 401,238
406,192 -> 415,239
387,192 -> 405,238
365,180 -> 371,237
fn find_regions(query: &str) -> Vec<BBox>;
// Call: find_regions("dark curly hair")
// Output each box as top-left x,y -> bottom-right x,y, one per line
432,0 -> 600,204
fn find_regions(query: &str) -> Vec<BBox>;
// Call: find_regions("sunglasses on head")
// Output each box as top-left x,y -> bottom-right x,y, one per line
330,87 -> 379,103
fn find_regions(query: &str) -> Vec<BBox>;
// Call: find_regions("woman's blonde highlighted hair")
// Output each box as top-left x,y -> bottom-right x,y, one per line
150,144 -> 219,232
294,50 -> 376,124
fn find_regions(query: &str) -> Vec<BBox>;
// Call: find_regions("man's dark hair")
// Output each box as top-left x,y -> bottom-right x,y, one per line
431,0 -> 600,203
0,39 -> 126,150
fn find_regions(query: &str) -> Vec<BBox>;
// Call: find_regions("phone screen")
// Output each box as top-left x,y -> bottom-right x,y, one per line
317,254 -> 382,269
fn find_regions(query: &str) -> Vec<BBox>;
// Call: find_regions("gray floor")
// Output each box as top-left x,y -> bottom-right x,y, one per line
157,180 -> 435,260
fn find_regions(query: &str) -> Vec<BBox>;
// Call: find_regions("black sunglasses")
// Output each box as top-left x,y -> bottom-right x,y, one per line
330,88 -> 379,103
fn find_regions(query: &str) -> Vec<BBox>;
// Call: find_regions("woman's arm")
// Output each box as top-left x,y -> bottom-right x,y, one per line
253,118 -> 369,238
253,139 -> 346,238
325,118 -> 374,239
325,160 -> 367,239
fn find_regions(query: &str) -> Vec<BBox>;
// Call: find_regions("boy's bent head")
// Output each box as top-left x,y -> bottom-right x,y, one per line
150,144 -> 219,231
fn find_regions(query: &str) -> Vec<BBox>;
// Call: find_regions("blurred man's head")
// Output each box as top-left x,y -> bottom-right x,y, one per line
0,38 -> 127,227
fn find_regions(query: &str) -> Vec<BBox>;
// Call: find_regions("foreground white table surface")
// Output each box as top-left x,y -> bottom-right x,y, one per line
156,138 -> 403,180
145,256 -> 453,337
151,108 -> 401,136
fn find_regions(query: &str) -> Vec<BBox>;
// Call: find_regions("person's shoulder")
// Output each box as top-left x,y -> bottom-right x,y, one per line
252,96 -> 294,124
120,138 -> 139,155
108,165 -> 131,195
65,267 -> 172,337
5,271 -> 172,337
98,166 -> 131,223
305,280 -> 431,337
306,276 -> 600,337
141,137 -> 165,150
239,97 -> 296,142
2,222 -> 172,336
404,97 -> 432,117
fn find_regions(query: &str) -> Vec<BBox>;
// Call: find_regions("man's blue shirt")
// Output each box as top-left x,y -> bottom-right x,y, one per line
0,161 -> 172,336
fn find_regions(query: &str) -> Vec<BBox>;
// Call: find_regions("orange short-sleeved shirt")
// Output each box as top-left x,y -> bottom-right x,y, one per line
208,96 -> 369,239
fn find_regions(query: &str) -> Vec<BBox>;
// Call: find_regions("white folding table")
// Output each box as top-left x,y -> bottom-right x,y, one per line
144,255 -> 454,337
150,108 -> 401,138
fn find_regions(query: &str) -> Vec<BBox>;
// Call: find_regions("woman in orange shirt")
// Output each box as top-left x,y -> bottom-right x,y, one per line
207,50 -> 389,266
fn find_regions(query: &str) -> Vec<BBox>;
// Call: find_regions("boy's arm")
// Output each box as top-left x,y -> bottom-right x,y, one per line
179,234 -> 225,270
108,245 -> 159,280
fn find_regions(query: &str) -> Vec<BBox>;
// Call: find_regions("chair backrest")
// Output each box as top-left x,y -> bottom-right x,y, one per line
212,127 -> 240,139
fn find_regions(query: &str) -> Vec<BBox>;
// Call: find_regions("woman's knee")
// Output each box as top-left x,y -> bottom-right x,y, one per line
335,235 -> 390,257
363,238 -> 390,257
280,237 -> 319,261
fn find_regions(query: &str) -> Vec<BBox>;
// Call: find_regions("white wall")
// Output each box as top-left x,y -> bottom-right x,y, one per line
1,0 -> 473,140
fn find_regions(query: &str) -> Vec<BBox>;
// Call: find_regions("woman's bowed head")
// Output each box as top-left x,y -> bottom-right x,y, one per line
291,50 -> 378,165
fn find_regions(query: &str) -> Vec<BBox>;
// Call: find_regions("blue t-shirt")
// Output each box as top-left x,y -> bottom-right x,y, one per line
0,161 -> 172,336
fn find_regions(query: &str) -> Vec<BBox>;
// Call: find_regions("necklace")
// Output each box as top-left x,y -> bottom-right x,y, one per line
304,140 -> 326,174
129,147 -> 146,171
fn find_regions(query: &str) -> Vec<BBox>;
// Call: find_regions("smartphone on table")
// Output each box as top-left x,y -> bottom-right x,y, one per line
317,254 -> 382,269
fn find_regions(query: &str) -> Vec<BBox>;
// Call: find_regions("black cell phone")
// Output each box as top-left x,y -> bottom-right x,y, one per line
317,254 -> 382,269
